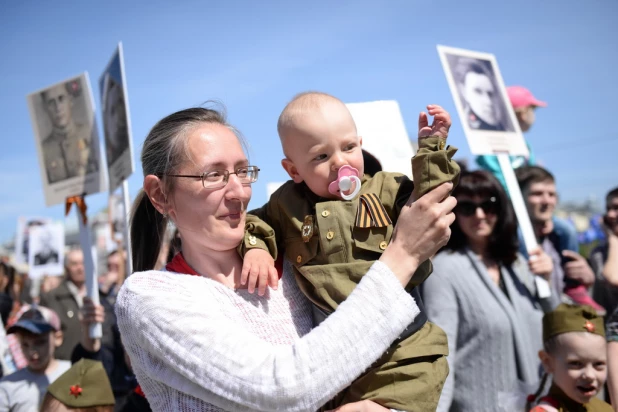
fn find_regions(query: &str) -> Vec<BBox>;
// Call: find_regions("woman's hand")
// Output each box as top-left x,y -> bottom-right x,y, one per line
326,399 -> 390,412
380,182 -> 456,286
79,297 -> 105,353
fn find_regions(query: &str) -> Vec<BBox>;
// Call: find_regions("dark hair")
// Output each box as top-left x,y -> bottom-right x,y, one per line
443,170 -> 519,265
130,106 -> 242,272
453,57 -> 493,85
515,165 -> 555,193
362,150 -> 382,177
0,262 -> 15,294
606,186 -> 618,206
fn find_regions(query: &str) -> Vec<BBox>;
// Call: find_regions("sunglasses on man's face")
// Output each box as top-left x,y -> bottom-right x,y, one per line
455,197 -> 499,217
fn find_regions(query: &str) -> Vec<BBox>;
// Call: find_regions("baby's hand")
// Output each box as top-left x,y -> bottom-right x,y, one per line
241,248 -> 279,296
418,104 -> 451,140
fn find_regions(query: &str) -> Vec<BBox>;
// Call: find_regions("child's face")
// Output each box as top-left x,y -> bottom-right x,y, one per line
541,332 -> 607,404
18,330 -> 59,373
281,101 -> 364,199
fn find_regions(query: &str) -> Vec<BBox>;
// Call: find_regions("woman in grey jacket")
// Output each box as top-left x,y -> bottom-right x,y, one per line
422,170 -> 560,411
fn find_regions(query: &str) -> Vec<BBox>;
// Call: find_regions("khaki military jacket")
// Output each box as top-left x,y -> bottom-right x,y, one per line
531,384 -> 613,412
243,136 -> 459,312
42,123 -> 99,184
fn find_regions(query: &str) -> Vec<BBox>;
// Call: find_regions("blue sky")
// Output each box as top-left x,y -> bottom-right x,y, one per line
1,0 -> 617,244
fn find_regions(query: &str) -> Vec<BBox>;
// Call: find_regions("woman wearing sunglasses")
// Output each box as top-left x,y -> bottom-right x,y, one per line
421,170 -> 559,411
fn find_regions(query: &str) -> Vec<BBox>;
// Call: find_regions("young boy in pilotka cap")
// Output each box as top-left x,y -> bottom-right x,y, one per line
241,92 -> 460,410
527,304 -> 612,411
0,305 -> 71,411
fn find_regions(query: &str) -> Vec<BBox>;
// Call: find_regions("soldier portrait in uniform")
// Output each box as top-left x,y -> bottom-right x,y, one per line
28,73 -> 106,206
14,216 -> 51,265
102,74 -> 129,168
446,55 -> 514,132
27,222 -> 65,279
100,43 -> 134,192
33,229 -> 59,266
437,45 -> 529,157
38,79 -> 99,184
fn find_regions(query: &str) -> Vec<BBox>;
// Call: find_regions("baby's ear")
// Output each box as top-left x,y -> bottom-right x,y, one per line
281,158 -> 303,184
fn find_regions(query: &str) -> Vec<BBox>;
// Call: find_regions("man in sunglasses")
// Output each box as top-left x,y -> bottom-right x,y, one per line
516,166 -> 603,314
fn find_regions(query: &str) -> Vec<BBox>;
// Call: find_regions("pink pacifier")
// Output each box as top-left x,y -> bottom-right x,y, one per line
328,165 -> 361,200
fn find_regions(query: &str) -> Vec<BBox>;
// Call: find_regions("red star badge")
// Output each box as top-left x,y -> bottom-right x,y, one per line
69,385 -> 82,398
584,320 -> 595,333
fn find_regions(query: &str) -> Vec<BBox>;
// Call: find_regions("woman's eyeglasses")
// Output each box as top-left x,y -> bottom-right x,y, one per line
455,196 -> 499,217
167,166 -> 260,189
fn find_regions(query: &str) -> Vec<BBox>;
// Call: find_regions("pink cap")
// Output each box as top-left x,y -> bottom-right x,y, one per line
507,86 -> 547,109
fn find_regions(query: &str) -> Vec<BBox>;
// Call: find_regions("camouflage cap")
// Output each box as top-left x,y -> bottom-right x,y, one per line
46,359 -> 115,407
542,303 -> 605,342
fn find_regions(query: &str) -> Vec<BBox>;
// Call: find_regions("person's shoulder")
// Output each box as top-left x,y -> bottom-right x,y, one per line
588,396 -> 614,411
369,171 -> 408,185
269,180 -> 298,199
41,280 -> 70,299
0,367 -> 32,385
363,171 -> 412,198
433,249 -> 465,264
120,270 -> 207,299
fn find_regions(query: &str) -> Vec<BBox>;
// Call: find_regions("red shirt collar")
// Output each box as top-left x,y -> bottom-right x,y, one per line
165,252 -> 283,279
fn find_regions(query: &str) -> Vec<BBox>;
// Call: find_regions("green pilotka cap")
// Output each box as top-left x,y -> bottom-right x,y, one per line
542,303 -> 605,342
46,359 -> 115,407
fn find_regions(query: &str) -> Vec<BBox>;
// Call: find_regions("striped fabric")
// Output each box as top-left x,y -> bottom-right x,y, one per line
355,193 -> 392,228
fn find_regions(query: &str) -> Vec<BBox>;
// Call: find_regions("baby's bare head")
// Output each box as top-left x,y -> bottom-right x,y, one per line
277,92 -> 356,156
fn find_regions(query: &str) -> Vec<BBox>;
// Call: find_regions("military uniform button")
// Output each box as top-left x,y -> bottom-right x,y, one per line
248,235 -> 257,246
321,210 -> 330,217
296,255 -> 302,264
326,231 -> 335,240
379,241 -> 388,250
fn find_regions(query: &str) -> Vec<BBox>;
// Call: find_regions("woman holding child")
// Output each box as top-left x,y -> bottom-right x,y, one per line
116,105 -> 456,411
422,170 -> 560,411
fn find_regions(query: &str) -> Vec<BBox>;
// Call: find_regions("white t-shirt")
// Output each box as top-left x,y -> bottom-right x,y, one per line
0,360 -> 71,411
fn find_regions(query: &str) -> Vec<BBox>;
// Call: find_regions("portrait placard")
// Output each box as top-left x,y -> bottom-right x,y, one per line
100,43 -> 135,192
27,73 -> 107,206
437,45 -> 528,156
28,222 -> 65,279
14,216 -> 53,265
346,100 -> 415,178
108,193 -> 127,247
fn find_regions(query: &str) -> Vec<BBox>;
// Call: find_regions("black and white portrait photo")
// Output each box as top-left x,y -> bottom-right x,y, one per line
437,45 -> 529,156
100,43 -> 135,192
14,216 -> 51,265
102,75 -> 129,167
27,73 -> 107,206
28,222 -> 65,279
447,55 -> 513,132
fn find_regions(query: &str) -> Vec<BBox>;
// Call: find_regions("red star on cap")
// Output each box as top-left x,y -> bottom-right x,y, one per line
69,385 -> 82,398
584,320 -> 595,333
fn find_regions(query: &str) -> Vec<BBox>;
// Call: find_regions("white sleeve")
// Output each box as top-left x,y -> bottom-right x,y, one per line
116,261 -> 420,412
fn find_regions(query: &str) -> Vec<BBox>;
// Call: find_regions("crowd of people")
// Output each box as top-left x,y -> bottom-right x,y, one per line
0,86 -> 615,412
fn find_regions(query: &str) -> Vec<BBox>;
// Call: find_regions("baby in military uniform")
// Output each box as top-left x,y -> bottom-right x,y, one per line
240,92 -> 460,410
527,304 -> 612,411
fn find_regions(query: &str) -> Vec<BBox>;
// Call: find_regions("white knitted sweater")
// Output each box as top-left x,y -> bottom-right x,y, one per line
116,260 -> 420,412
